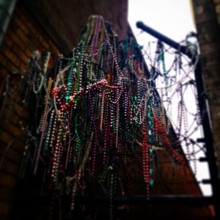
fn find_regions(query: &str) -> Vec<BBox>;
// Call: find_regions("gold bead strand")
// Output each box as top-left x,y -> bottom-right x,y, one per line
115,87 -> 120,150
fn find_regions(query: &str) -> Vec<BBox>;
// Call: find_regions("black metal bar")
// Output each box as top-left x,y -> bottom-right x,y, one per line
77,195 -> 214,205
136,21 -> 192,59
136,21 -> 220,219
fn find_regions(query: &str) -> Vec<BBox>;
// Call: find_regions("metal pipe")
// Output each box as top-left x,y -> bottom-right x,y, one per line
0,0 -> 18,46
136,21 -> 193,59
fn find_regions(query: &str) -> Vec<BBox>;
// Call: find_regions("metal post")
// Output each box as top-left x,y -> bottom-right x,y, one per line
194,62 -> 220,220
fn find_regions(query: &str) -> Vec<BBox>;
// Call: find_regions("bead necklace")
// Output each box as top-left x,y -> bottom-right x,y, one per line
99,86 -> 105,130
103,101 -> 109,164
44,109 -> 55,155
115,87 -> 120,150
153,116 -> 185,164
65,57 -> 75,103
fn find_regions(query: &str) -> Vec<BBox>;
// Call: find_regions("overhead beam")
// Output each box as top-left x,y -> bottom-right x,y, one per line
76,195 -> 214,205
136,21 -> 193,59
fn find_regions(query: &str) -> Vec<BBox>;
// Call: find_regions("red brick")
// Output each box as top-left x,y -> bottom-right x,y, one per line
0,143 -> 22,164
2,37 -> 13,49
14,17 -> 29,35
41,41 -> 50,50
1,95 -> 29,118
1,47 -> 20,67
0,71 -> 8,91
12,45 -> 29,64
25,19 -> 38,37
4,123 -> 23,137
7,31 -> 25,51
19,62 -> 28,72
0,187 -> 14,202
24,47 -> 34,58
16,29 -> 29,44
1,160 -> 20,175
13,102 -> 29,119
16,6 -> 31,25
0,173 -> 17,188
0,54 -> 9,67
12,139 -> 26,152
0,201 -> 12,216
0,131 -> 14,145
2,101 -> 29,120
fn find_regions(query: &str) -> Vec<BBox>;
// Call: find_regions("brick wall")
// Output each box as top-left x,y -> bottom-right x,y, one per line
0,1 -> 128,219
22,0 -> 128,54
192,0 -> 220,175
0,2 -> 61,219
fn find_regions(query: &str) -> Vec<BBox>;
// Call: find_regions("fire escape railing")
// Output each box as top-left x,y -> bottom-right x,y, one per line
136,21 -> 220,220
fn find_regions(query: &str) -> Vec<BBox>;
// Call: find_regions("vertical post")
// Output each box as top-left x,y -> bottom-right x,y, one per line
194,62 -> 220,220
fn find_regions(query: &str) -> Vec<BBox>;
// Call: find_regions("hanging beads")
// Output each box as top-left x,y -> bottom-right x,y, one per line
153,116 -> 185,165
103,101 -> 109,164
51,123 -> 62,182
44,109 -> 55,154
19,15 -> 195,219
147,97 -> 154,195
99,86 -> 105,130
109,165 -> 117,220
89,92 -> 98,175
115,88 -> 120,150
65,57 -> 75,102
177,100 -> 182,136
